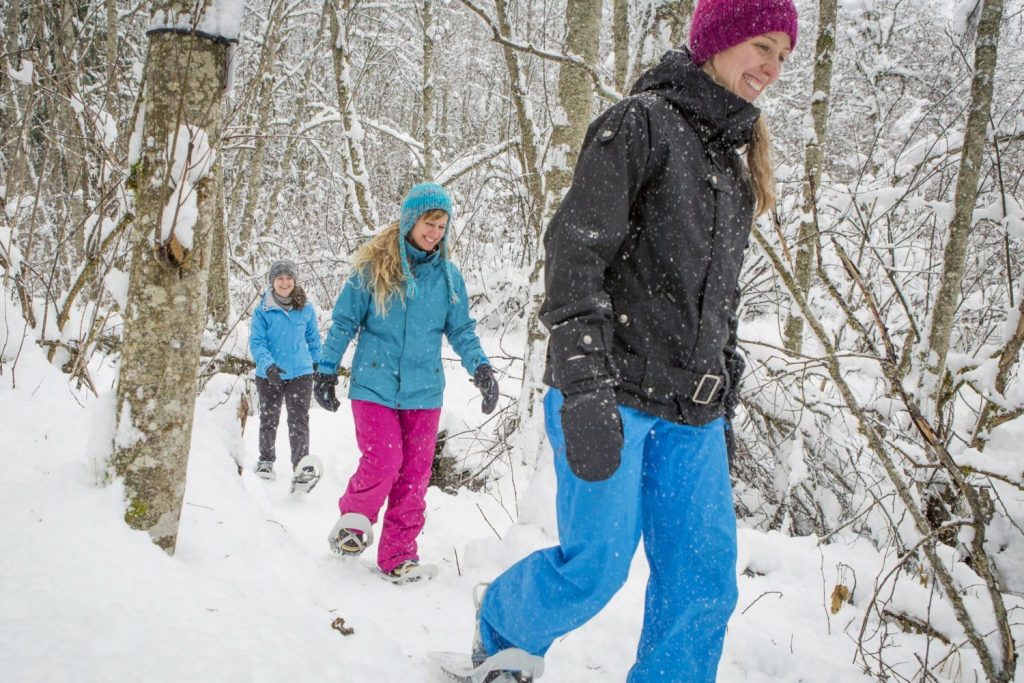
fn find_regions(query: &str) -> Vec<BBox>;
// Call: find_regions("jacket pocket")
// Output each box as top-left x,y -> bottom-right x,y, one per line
612,292 -> 699,368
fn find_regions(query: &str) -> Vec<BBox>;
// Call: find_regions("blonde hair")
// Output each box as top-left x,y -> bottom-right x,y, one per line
351,208 -> 449,314
747,116 -> 775,217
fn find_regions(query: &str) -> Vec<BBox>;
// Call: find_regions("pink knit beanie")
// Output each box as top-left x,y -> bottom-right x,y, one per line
689,0 -> 799,65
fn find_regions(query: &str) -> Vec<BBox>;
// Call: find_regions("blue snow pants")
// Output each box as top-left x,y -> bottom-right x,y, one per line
478,388 -> 738,682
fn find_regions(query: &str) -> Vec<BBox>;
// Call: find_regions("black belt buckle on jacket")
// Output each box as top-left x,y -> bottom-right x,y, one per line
691,373 -> 722,405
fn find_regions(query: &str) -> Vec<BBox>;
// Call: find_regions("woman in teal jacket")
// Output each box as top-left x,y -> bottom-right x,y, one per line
249,259 -> 322,490
315,183 -> 499,582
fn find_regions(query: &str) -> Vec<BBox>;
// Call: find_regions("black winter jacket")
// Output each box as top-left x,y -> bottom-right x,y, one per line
540,49 -> 757,426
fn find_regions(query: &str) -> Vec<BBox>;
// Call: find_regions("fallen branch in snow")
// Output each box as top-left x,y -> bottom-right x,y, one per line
740,590 -> 783,615
476,503 -> 501,540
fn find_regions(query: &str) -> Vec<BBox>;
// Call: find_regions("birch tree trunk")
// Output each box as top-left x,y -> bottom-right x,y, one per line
921,0 -> 1003,413
782,0 -> 838,353
613,0 -> 629,93
264,7 -> 328,238
53,1 -> 90,284
206,160 -> 230,329
420,0 -> 436,180
328,0 -> 378,229
233,0 -> 285,258
545,0 -> 601,209
494,0 -> 543,237
105,0 -> 118,107
110,2 -> 230,553
634,0 -> 692,82
519,0 -> 602,464
0,0 -> 20,138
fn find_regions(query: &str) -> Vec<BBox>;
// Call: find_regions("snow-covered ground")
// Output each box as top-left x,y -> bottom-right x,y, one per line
0,320 -> 969,682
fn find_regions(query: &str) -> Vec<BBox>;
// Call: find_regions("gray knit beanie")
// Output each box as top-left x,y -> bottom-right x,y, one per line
268,259 -> 298,286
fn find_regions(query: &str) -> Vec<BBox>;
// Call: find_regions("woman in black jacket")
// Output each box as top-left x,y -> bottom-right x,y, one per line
462,0 -> 799,680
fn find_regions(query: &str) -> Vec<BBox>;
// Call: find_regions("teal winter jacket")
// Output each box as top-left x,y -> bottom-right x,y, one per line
250,290 -> 322,380
318,242 -> 488,410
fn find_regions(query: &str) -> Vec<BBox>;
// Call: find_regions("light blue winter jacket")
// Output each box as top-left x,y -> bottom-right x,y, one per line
318,242 -> 488,410
250,290 -> 322,380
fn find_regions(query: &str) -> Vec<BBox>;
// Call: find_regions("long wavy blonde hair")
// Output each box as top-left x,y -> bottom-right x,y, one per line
746,116 -> 775,217
350,208 -> 449,314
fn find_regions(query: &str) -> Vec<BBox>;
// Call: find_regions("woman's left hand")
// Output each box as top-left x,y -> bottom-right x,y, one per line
473,365 -> 499,414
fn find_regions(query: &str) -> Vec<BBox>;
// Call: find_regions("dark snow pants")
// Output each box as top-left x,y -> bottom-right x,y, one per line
479,388 -> 738,682
255,374 -> 313,468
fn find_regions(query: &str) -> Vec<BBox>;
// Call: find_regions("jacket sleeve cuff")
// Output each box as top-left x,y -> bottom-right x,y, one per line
463,352 -> 489,376
540,292 -> 613,330
547,319 -> 615,394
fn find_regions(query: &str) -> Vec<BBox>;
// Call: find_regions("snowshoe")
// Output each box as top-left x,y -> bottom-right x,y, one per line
375,560 -> 438,585
254,459 -> 275,480
289,455 -> 323,494
430,648 -> 543,682
327,512 -> 374,556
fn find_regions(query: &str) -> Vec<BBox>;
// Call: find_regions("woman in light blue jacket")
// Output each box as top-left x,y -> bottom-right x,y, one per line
249,259 -> 322,491
314,183 -> 499,582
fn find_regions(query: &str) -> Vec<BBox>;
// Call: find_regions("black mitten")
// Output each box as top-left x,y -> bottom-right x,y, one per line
473,365 -> 499,414
560,388 -> 623,482
265,364 -> 285,388
313,372 -> 340,412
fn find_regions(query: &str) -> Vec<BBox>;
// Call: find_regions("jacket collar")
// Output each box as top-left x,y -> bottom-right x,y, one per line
260,288 -> 288,312
630,48 -> 760,149
404,239 -> 441,267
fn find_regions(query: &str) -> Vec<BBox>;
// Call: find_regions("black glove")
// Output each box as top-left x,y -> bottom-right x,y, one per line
560,388 -> 623,482
313,371 -> 340,412
473,365 -> 499,414
265,364 -> 284,388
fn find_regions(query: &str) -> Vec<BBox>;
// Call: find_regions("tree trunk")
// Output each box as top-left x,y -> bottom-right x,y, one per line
52,1 -> 90,289
264,9 -> 327,236
0,0 -> 21,138
233,0 -> 285,259
782,0 -> 838,353
110,3 -> 230,554
106,0 -> 118,80
634,0 -> 692,82
494,0 -> 543,237
519,0 -> 602,464
206,160 -> 230,330
545,0 -> 601,208
613,0 -> 629,93
922,0 -> 1003,413
420,0 -> 436,180
328,0 -> 378,229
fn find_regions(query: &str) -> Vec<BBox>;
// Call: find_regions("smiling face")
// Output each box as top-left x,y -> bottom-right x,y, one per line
704,31 -> 792,102
272,274 -> 295,297
408,210 -> 448,252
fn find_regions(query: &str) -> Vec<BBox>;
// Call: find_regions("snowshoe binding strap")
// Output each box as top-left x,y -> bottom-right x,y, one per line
474,649 -> 544,682
328,512 -> 374,555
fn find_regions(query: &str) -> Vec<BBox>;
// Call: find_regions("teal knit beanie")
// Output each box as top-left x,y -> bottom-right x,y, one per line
398,183 -> 456,300
400,183 -> 453,240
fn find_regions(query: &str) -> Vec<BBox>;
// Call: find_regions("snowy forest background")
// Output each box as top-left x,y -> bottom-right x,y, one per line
2,0 -> 1024,681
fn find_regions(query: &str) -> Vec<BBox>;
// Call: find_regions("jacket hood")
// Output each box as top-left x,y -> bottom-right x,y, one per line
630,48 -> 760,149
260,288 -> 285,312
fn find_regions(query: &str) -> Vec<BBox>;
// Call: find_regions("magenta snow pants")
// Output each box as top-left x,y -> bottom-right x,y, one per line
340,399 -> 442,573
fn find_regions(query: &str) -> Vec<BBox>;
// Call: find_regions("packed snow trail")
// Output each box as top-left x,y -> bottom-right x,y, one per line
0,323 -> 881,681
